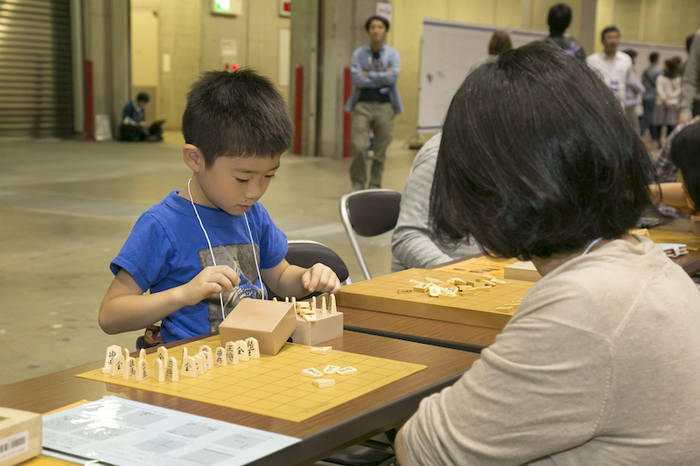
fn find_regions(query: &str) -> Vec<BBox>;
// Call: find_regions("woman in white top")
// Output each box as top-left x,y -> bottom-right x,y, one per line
653,57 -> 683,136
394,42 -> 700,466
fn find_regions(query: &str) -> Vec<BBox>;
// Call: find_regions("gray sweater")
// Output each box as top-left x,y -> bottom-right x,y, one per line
680,28 -> 700,119
391,133 -> 481,272
403,237 -> 700,465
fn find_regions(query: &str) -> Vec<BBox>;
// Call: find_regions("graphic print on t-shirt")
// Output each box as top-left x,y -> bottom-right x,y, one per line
197,243 -> 263,330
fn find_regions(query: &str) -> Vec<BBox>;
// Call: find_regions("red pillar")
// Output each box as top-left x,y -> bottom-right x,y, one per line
293,65 -> 303,155
342,66 -> 352,158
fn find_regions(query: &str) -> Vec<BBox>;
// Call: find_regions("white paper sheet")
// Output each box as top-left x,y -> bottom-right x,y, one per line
42,397 -> 299,466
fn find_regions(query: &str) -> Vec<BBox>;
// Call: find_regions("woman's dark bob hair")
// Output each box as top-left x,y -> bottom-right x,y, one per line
670,121 -> 700,213
430,41 -> 654,261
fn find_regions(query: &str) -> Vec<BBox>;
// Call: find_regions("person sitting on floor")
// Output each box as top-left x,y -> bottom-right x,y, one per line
120,93 -> 163,141
394,42 -> 700,465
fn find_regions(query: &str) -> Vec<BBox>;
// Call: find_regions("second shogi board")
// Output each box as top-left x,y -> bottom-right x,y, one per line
77,336 -> 426,423
337,267 -> 534,329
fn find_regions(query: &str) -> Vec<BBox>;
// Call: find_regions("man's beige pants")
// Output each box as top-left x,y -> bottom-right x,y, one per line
350,102 -> 395,190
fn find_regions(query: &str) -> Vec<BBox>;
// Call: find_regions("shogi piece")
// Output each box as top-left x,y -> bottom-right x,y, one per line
301,367 -> 323,378
312,378 -> 335,388
291,311 -> 343,346
103,345 -> 121,373
337,366 -> 357,375
181,356 -> 197,378
219,299 -> 297,356
193,354 -> 206,374
166,357 -> 179,382
153,359 -> 165,382
235,341 -> 249,362
137,359 -> 150,382
225,341 -> 239,365
310,346 -> 332,355
0,407 -> 42,466
157,346 -> 169,364
123,357 -> 137,379
214,347 -> 227,366
110,355 -> 125,377
246,337 -> 260,359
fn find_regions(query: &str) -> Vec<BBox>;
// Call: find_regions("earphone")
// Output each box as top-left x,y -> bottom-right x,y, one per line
187,178 -> 266,323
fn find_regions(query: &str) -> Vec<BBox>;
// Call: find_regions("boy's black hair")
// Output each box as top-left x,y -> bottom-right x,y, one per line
182,69 -> 292,166
547,3 -> 572,35
670,122 -> 700,213
136,92 -> 150,103
365,15 -> 389,32
430,42 -> 654,261
623,49 -> 637,59
649,52 -> 659,63
687,33 -> 695,54
601,26 -> 620,41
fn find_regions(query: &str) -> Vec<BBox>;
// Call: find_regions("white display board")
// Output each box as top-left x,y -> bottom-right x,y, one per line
417,18 -> 687,131
418,19 -> 542,131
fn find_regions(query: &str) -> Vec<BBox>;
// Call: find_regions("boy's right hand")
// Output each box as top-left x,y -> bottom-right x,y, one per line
179,266 -> 241,306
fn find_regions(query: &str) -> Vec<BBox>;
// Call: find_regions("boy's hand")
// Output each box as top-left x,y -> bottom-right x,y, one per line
301,263 -> 341,295
179,266 -> 241,306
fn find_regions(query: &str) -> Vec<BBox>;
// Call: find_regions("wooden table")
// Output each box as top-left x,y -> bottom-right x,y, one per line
0,331 -> 478,466
341,234 -> 700,355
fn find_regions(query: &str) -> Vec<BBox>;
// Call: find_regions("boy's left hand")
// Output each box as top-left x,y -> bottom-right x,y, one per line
301,263 -> 341,295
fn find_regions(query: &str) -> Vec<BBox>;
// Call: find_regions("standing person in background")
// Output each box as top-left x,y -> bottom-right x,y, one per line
681,33 -> 695,77
623,50 -> 645,134
345,15 -> 402,192
679,29 -> 700,123
487,30 -> 512,56
586,26 -> 635,109
654,57 -> 682,140
641,52 -> 663,144
545,3 -> 586,61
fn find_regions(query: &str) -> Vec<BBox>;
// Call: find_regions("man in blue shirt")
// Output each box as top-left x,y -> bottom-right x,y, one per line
120,93 -> 163,141
345,15 -> 403,191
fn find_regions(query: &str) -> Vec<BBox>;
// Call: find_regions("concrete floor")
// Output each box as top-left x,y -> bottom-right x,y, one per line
0,131 -> 421,386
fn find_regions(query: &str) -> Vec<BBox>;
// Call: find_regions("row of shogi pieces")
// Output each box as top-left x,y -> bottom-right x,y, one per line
101,338 -> 261,382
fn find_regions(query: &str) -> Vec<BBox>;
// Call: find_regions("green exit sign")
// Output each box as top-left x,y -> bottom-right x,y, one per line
212,0 -> 241,16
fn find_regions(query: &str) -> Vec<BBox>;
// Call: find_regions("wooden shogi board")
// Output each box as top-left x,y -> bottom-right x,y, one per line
77,336 -> 426,423
337,266 -> 533,330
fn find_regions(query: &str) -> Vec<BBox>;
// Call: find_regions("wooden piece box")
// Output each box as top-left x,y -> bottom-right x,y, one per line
219,299 -> 296,356
0,407 -> 41,466
291,312 -> 343,346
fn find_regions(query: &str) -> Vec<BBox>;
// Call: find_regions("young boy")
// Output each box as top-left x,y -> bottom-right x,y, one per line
99,70 -> 340,343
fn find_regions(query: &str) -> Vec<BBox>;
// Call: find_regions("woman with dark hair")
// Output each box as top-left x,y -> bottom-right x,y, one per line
487,30 -> 512,56
653,57 -> 682,138
395,42 -> 700,465
652,120 -> 700,217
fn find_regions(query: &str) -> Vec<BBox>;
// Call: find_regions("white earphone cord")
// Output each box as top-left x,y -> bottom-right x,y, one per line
187,178 -> 265,323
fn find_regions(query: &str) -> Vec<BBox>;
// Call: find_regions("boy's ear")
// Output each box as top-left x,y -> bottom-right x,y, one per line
183,144 -> 205,172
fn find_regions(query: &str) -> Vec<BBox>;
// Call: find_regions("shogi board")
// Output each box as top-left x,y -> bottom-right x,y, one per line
434,257 -> 518,279
77,336 -> 425,423
337,267 -> 533,329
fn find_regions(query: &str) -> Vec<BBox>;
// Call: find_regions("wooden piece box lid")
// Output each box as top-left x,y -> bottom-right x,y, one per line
0,407 -> 42,466
219,299 -> 297,355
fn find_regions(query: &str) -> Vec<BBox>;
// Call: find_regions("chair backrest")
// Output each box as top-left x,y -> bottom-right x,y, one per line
285,240 -> 350,283
339,189 -> 402,280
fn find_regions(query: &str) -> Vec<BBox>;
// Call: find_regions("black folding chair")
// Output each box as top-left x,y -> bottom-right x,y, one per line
285,240 -> 350,284
339,189 -> 402,280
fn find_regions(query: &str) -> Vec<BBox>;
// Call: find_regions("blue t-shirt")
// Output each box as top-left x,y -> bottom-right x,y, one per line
111,190 -> 288,343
